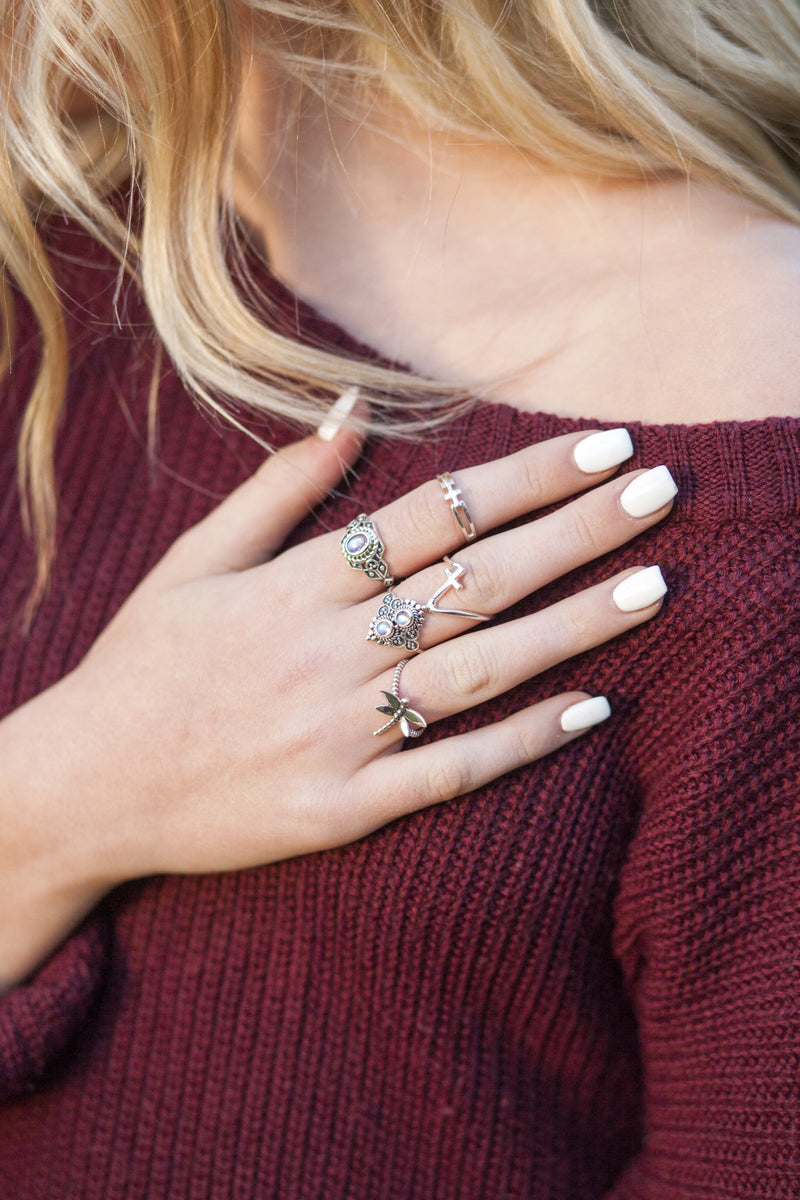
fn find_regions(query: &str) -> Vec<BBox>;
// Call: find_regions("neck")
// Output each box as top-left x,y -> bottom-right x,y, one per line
233,71 -> 800,423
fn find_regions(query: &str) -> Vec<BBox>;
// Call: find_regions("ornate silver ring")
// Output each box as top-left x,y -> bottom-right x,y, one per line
373,659 -> 427,739
340,513 -> 394,587
437,472 -> 476,541
367,593 -> 426,653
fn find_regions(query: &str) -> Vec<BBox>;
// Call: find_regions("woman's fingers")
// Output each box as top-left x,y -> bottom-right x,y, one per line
362,564 -> 665,732
413,465 -> 675,645
356,692 -> 606,827
346,465 -> 675,663
352,560 -> 666,829
329,428 -> 635,600
161,396 -> 366,581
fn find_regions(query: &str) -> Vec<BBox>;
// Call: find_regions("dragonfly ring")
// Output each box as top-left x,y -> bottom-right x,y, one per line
373,659 -> 427,739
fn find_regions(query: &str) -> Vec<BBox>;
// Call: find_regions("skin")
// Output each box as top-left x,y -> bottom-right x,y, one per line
0,428 -> 672,986
4,37 -> 798,987
234,65 -> 800,424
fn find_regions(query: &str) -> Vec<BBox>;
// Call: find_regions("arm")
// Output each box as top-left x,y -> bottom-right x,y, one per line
0,422 -> 675,1096
0,679 -> 117,992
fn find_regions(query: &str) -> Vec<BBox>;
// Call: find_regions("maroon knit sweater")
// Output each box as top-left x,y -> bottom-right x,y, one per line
0,218 -> 798,1200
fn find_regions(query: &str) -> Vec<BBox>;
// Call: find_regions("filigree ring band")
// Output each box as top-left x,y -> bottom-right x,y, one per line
340,514 -> 394,587
367,593 -> 426,653
366,557 -> 488,652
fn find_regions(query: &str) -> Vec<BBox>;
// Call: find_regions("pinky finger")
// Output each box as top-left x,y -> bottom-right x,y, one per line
359,691 -> 611,826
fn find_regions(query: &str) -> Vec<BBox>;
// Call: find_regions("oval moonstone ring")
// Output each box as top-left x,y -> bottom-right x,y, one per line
340,514 -> 394,587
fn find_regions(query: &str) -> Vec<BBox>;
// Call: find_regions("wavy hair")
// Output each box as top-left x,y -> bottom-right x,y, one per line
3,0 -> 800,603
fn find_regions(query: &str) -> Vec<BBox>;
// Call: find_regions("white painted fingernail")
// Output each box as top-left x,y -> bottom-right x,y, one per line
612,565 -> 667,612
317,386 -> 360,441
560,695 -> 612,732
619,465 -> 677,517
573,428 -> 634,473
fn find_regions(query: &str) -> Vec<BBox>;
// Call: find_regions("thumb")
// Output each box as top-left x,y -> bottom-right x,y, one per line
170,388 -> 367,576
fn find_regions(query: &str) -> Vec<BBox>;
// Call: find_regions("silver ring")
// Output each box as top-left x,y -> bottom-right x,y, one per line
340,514 -> 394,587
437,472 -> 476,541
373,659 -> 427,738
366,593 -> 426,653
425,556 -> 489,622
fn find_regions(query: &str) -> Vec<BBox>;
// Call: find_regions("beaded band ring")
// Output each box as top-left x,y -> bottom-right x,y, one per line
373,659 -> 427,739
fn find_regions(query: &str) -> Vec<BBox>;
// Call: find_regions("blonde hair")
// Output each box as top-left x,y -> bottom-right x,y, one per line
3,0 -> 800,604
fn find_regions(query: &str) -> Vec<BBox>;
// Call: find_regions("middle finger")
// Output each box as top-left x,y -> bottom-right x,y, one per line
327,429 -> 636,601
352,464 -> 676,662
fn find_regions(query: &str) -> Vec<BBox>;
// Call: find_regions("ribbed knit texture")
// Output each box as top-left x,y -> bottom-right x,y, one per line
0,219 -> 797,1199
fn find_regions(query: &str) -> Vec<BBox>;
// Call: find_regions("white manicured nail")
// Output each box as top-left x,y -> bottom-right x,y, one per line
317,386 -> 360,441
573,428 -> 634,473
612,565 -> 667,612
560,695 -> 612,732
619,465 -> 677,517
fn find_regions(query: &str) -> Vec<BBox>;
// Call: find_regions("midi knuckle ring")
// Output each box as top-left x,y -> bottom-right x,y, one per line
367,557 -> 491,737
340,513 -> 394,587
437,471 -> 477,542
424,556 -> 491,621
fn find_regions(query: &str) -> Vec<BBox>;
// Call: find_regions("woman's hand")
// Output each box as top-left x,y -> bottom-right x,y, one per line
0,416 -> 675,985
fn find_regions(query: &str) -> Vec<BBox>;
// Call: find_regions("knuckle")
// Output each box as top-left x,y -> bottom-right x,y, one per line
516,454 -> 545,510
277,628 -> 338,695
568,506 -> 606,558
447,639 -> 496,699
554,601 -> 593,649
506,719 -> 541,765
425,757 -> 468,803
403,482 -> 446,543
462,552 -> 509,609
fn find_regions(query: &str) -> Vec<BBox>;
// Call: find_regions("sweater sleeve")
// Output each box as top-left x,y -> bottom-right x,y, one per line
606,531 -> 799,1199
0,914 -> 109,1102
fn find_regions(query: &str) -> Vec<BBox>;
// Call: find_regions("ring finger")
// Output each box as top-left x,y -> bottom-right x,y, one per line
364,563 -> 666,739
352,465 -> 675,659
